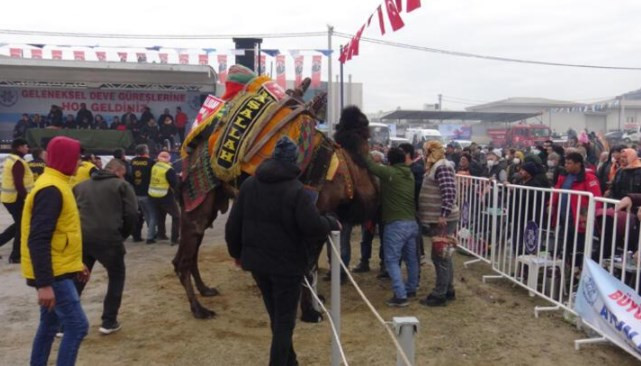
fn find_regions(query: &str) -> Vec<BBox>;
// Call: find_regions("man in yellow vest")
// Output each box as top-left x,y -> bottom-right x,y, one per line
21,136 -> 90,365
0,138 -> 34,263
28,147 -> 47,181
70,152 -> 98,187
148,151 -> 180,245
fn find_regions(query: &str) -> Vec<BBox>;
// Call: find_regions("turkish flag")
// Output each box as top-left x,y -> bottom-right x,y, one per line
385,0 -> 405,31
74,51 -> 85,61
276,55 -> 286,89
31,49 -> 43,59
396,0 -> 402,12
339,42 -> 350,63
351,25 -> 365,56
407,0 -> 421,12
96,51 -> 106,61
159,53 -> 168,64
52,50 -> 62,60
377,5 -> 386,35
179,53 -> 189,64
198,54 -> 208,65
10,48 -> 23,58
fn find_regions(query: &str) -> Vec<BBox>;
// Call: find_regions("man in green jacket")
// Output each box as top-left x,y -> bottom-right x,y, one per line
365,147 -> 419,307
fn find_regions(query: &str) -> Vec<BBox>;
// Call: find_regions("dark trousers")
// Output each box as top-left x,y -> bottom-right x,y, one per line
152,197 -> 180,242
0,200 -> 24,261
75,245 -> 126,326
178,127 -> 185,143
252,272 -> 302,366
359,223 -> 385,267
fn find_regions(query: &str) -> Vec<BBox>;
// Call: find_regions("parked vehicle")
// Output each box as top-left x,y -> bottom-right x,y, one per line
487,124 -> 551,148
405,128 -> 443,145
369,122 -> 391,146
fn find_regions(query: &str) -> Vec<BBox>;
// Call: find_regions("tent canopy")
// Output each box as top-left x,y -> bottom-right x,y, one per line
0,57 -> 217,92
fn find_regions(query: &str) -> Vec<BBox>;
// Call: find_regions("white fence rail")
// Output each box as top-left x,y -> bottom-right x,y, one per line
455,174 -> 641,360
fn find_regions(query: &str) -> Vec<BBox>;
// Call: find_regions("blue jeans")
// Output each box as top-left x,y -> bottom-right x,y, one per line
137,196 -> 157,240
383,220 -> 419,299
31,279 -> 89,366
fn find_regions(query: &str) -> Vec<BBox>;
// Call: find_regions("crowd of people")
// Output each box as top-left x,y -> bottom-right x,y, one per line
0,136 -> 182,365
13,104 -> 190,152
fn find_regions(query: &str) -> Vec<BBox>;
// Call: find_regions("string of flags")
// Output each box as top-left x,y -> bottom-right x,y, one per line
340,0 -> 421,63
0,44 -> 333,88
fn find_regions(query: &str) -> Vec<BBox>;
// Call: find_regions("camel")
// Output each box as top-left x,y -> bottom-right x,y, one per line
172,71 -> 378,320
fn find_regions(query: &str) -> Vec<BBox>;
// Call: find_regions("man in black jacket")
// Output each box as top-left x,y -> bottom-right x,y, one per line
73,159 -> 138,334
225,137 -> 340,366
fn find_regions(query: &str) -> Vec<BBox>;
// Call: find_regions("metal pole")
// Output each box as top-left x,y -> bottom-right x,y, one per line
393,317 -> 419,366
347,74 -> 352,106
339,46 -> 344,112
327,25 -> 334,134
618,96 -> 623,131
257,43 -> 262,74
330,230 -> 341,366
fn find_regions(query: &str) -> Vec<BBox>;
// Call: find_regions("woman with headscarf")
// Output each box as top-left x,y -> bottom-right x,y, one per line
418,141 -> 459,306
609,148 -> 641,200
507,150 -> 525,184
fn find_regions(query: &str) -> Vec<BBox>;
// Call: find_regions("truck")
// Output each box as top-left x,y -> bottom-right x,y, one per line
486,124 -> 551,148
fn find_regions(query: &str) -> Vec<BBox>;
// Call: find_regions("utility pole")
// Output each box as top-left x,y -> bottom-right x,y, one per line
327,25 -> 334,134
438,94 -> 442,110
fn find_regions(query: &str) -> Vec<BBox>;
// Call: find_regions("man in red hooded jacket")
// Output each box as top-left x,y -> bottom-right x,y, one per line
21,136 -> 90,366
551,152 -> 602,266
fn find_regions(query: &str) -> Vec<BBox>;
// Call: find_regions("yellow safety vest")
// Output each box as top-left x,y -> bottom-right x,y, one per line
28,161 -> 46,181
70,161 -> 96,187
148,162 -> 172,198
1,154 -> 35,203
21,167 -> 83,280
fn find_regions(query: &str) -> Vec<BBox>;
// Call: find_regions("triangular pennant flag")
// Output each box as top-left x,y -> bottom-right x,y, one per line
203,48 -> 216,54
396,0 -> 403,12
262,49 -> 280,57
315,49 -> 333,57
407,0 -> 421,12
385,0 -> 405,31
289,49 -> 300,58
377,5 -> 386,35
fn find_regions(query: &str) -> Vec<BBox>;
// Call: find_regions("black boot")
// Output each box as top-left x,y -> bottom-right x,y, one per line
446,290 -> 456,301
352,262 -> 370,273
420,294 -> 447,307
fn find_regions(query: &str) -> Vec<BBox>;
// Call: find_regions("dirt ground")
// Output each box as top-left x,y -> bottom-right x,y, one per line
1,210 -> 639,366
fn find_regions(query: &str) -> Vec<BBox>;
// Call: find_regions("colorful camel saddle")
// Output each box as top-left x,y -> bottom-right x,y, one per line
180,66 -> 324,211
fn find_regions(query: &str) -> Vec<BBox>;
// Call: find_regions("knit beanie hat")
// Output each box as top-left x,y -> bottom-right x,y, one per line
273,136 -> 298,164
522,162 -> 539,177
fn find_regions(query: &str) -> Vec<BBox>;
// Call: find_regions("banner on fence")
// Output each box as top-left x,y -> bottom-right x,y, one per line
575,259 -> 641,356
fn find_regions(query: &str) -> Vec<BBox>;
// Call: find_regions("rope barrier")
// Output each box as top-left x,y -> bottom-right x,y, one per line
302,276 -> 349,366
326,235 -> 413,366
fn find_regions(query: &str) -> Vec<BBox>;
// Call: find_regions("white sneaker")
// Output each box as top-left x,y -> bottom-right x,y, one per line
99,322 -> 121,335
55,332 -> 63,338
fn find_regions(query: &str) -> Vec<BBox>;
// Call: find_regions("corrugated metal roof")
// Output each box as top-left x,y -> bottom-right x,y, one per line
381,110 -> 541,122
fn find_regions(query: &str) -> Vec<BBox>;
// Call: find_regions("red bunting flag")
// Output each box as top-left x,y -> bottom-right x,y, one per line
117,52 -> 128,62
179,53 -> 189,64
294,55 -> 304,86
275,55 -> 286,89
10,48 -> 23,58
351,25 -> 366,56
311,55 -> 322,88
367,13 -> 373,27
385,0 -> 405,31
217,55 -> 228,84
52,50 -> 62,60
407,0 -> 421,12
339,42 -> 350,64
198,54 -> 208,65
396,0 -> 403,12
377,5 -> 386,35
159,53 -> 168,64
73,51 -> 85,61
96,51 -> 106,61
31,49 -> 42,59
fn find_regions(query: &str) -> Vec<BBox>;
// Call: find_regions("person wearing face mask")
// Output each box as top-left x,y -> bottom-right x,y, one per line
507,151 -> 525,184
546,152 -> 563,186
485,151 -> 507,183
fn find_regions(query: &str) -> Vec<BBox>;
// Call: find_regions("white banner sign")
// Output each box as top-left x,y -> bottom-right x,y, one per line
575,259 -> 641,357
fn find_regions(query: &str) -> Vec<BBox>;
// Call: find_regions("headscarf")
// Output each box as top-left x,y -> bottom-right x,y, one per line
622,148 -> 641,170
424,140 -> 445,171
46,136 -> 81,176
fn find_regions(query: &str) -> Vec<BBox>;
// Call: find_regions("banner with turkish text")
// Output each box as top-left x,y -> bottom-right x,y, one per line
294,55 -> 304,86
276,55 -> 286,89
311,55 -> 322,88
217,55 -> 228,84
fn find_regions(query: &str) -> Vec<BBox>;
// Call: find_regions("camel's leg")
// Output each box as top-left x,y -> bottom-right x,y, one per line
192,234 -> 219,297
173,192 -> 217,319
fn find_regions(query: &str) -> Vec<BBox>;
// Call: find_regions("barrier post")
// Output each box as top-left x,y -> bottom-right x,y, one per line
490,180 -> 499,266
393,317 -> 419,366
330,230 -> 342,366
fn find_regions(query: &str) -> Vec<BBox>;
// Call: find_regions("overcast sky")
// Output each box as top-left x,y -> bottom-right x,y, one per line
3,0 -> 641,113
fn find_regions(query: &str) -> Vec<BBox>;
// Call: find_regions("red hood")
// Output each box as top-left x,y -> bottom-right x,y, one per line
46,136 -> 81,176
